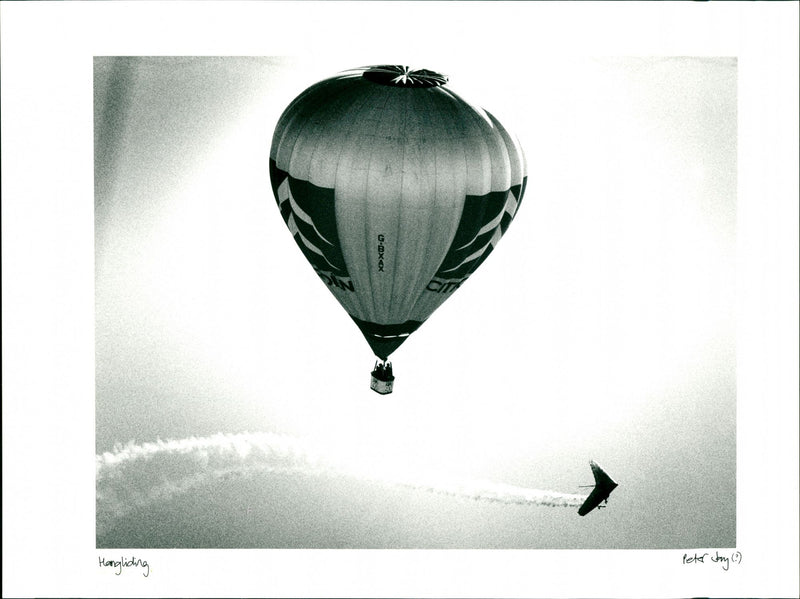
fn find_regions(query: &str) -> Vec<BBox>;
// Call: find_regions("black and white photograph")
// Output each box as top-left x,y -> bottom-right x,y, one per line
93,54 -> 737,550
3,2 -> 798,598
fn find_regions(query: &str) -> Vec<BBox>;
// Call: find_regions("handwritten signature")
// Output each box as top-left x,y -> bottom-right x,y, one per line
683,551 -> 742,571
98,556 -> 150,577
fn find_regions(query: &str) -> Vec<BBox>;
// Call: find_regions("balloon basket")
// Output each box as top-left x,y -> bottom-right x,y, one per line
370,361 -> 395,395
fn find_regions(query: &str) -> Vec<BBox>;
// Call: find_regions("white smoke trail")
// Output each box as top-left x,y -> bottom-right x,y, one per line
97,432 -> 587,535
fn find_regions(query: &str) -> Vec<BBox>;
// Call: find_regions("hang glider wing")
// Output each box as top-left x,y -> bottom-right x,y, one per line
578,461 -> 618,516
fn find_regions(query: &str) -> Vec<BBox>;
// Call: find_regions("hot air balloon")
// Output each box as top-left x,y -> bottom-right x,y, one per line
269,65 -> 526,394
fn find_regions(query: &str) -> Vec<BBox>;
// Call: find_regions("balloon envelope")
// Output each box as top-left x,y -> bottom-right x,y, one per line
270,65 -> 527,360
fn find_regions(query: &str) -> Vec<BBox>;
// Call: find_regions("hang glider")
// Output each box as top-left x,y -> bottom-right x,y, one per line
578,461 -> 618,516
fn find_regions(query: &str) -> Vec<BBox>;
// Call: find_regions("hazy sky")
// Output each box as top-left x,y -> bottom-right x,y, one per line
95,55 -> 736,549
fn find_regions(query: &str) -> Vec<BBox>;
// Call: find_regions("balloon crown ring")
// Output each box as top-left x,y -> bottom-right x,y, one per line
362,65 -> 448,88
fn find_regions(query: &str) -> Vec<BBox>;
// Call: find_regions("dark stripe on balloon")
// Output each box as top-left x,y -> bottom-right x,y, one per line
433,188 -> 514,281
350,316 -> 424,360
270,160 -> 350,278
